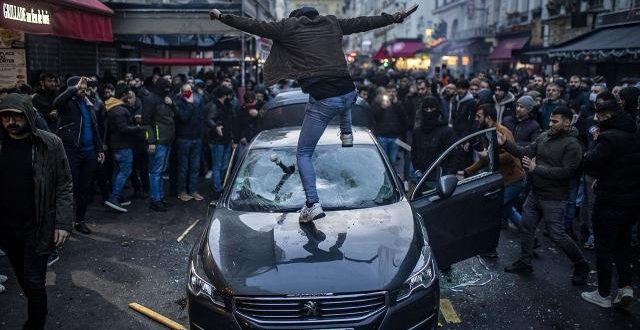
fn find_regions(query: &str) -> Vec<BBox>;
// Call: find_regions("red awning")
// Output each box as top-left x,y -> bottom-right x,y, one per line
488,36 -> 529,61
0,0 -> 113,42
373,40 -> 424,61
143,57 -> 213,66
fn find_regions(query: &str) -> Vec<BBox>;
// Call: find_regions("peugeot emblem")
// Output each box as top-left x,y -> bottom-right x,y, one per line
302,300 -> 319,317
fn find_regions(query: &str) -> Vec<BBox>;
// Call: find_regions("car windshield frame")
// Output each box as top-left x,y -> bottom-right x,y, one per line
225,144 -> 402,213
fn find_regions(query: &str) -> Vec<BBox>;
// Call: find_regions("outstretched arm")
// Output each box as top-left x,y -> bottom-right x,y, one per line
338,13 -> 399,35
210,9 -> 286,40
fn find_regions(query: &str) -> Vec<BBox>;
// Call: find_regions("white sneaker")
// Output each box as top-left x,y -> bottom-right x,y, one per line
340,133 -> 353,147
0,274 -> 7,283
0,283 -> 5,294
613,287 -> 634,307
299,203 -> 326,223
205,170 -> 212,179
581,290 -> 612,308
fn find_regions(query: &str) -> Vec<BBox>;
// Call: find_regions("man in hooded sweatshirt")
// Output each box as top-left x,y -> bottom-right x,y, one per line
0,93 -> 73,330
142,78 -> 175,212
492,79 -> 516,124
210,5 -> 413,222
499,106 -> 590,285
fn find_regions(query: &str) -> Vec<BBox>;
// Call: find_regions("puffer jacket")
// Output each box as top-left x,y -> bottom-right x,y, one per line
504,127 -> 583,201
219,13 -> 397,86
141,92 -> 176,146
0,94 -> 74,255
583,111 -> 640,207
105,97 -> 144,150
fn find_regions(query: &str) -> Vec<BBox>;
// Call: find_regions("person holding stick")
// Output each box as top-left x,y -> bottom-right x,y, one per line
210,4 -> 417,222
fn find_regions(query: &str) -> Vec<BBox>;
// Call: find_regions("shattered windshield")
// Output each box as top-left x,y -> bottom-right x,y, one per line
228,145 -> 399,212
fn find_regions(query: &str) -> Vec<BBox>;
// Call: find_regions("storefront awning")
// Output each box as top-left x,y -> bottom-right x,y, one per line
547,23 -> 640,59
488,36 -> 529,61
373,39 -> 424,61
0,0 -> 113,42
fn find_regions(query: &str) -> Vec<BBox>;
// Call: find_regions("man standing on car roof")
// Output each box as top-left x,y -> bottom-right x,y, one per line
210,6 -> 414,222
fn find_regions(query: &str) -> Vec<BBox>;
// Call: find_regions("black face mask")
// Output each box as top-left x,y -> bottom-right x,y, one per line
422,110 -> 440,121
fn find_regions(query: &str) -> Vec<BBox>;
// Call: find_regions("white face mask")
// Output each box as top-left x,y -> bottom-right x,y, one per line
589,93 -> 598,103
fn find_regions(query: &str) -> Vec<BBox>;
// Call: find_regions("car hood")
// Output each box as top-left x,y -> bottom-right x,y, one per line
203,201 -> 421,296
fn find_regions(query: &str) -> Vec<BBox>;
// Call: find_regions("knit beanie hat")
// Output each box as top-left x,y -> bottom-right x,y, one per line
517,95 -> 535,112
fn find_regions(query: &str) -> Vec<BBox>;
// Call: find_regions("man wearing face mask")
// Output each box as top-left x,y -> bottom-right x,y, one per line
175,84 -> 206,202
206,86 -> 235,199
412,96 -> 456,187
142,78 -> 176,212
580,100 -> 640,309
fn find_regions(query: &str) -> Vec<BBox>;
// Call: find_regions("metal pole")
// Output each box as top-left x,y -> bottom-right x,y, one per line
241,32 -> 246,87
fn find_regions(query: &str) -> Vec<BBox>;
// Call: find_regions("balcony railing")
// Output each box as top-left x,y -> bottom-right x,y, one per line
451,27 -> 495,41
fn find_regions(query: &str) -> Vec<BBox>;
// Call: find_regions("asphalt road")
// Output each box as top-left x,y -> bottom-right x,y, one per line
1,185 -> 638,330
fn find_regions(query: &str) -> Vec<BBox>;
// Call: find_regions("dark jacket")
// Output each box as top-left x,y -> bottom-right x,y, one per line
174,94 -> 206,140
236,104 -> 262,144
0,94 -> 74,255
538,98 -> 566,129
504,128 -> 583,201
582,112 -> 640,207
141,92 -> 176,146
52,86 -> 103,151
207,98 -> 235,144
412,119 -> 456,172
374,101 -> 406,138
502,115 -> 541,147
105,98 -> 143,150
219,13 -> 396,86
32,87 -> 58,128
452,91 -> 476,137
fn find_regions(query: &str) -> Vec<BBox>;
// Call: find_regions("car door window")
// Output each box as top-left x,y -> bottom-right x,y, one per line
412,128 -> 498,199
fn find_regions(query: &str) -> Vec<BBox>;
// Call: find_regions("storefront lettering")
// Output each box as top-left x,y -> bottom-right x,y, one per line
3,3 -> 50,25
0,51 -> 17,64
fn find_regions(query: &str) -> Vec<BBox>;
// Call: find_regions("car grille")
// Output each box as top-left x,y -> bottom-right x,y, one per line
234,291 -> 387,325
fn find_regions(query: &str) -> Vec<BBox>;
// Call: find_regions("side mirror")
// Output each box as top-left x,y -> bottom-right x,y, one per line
436,175 -> 458,199
206,201 -> 216,219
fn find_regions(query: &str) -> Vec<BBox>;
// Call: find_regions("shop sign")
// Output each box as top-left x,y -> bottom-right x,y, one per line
2,2 -> 50,25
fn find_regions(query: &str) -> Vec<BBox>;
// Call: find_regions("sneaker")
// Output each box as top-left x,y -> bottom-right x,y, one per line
613,286 -> 634,308
583,234 -> 595,250
205,170 -> 213,179
191,192 -> 205,201
119,198 -> 132,206
149,201 -> 167,212
47,251 -> 60,267
178,193 -> 193,202
340,133 -> 353,147
572,261 -> 590,286
299,203 -> 326,223
581,290 -> 612,308
75,222 -> 92,235
104,199 -> 128,212
504,259 -> 533,274
0,283 -> 5,294
0,274 -> 7,283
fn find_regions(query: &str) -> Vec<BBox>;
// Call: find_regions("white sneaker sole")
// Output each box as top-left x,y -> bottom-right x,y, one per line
581,292 -> 612,308
104,201 -> 128,213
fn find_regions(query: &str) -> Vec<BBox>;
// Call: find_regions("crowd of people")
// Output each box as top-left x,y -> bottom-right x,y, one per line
1,64 -> 640,325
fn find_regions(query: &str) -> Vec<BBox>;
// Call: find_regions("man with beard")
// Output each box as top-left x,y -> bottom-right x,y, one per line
500,106 -> 590,285
580,100 -> 640,309
503,96 -> 541,146
492,80 -> 516,124
567,75 -> 589,112
412,96 -> 456,188
142,78 -> 175,212
440,83 -> 456,125
0,94 -> 73,330
464,104 -> 525,232
32,73 -> 59,129
452,79 -> 477,138
539,82 -> 566,130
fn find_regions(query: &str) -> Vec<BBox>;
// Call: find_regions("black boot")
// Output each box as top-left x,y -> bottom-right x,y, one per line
149,201 -> 167,212
504,259 -> 533,274
75,222 -> 92,234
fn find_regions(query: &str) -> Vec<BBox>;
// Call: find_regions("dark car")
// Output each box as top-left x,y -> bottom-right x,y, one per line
187,121 -> 504,329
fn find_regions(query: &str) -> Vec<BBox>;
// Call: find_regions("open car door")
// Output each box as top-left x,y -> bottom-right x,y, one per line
410,128 -> 504,269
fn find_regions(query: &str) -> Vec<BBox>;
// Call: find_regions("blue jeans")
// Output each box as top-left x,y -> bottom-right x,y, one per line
504,179 -> 525,226
564,176 -> 580,230
211,143 -> 232,193
148,144 -> 171,202
176,138 -> 201,194
377,136 -> 399,168
110,148 -> 133,202
297,90 -> 357,204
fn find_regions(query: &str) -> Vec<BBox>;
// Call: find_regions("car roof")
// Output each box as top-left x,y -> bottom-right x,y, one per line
251,126 -> 375,149
263,89 -> 308,110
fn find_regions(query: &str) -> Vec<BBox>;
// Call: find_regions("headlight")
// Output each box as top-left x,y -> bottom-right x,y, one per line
188,255 -> 226,308
396,219 -> 436,302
